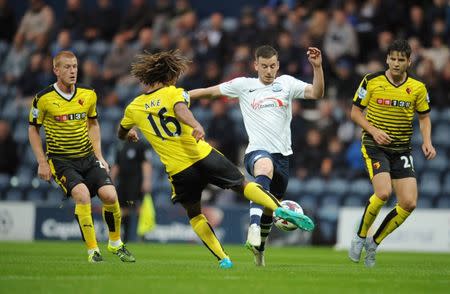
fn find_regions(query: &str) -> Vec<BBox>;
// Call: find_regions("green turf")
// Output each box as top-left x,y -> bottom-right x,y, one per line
0,241 -> 449,293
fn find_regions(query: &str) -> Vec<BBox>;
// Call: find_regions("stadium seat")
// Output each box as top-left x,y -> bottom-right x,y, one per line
303,177 -> 326,195
318,220 -> 337,244
26,188 -> 46,203
432,123 -> 450,148
320,194 -> 342,207
46,188 -> 64,205
324,178 -> 349,196
100,120 -> 115,146
317,204 -> 339,222
418,178 -> 441,199
436,196 -> 450,208
442,172 -> 450,195
439,108 -> 450,123
423,151 -> 448,173
285,177 -> 304,197
101,106 -> 123,122
13,119 -> 29,144
342,195 -> 366,207
4,188 -> 23,201
348,179 -> 372,197
297,194 -> 317,214
0,174 -> 10,190
417,197 -> 433,208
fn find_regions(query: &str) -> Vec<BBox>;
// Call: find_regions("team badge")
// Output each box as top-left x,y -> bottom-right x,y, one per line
272,83 -> 282,92
373,162 -> 381,169
406,87 -> 411,94
78,99 -> 84,106
358,87 -> 367,99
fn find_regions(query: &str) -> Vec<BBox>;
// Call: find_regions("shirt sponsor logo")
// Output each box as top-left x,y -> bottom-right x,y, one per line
54,112 -> 87,121
251,97 -> 285,110
376,99 -> 411,108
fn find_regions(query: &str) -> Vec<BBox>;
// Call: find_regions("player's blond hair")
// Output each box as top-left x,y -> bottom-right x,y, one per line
131,50 -> 190,86
53,51 -> 77,68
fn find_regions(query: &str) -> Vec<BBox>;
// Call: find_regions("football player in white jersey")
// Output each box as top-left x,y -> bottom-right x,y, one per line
189,45 -> 324,266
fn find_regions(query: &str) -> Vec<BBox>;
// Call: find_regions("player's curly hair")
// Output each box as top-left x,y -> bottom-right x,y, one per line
387,40 -> 412,58
131,50 -> 191,86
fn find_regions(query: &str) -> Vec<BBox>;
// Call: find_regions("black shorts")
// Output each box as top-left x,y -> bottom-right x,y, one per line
361,144 -> 416,180
117,183 -> 143,207
48,153 -> 113,197
169,149 -> 244,204
244,150 -> 289,199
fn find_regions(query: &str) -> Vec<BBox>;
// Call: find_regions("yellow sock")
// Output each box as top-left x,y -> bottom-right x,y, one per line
357,194 -> 386,238
103,201 -> 121,242
243,182 -> 281,211
190,214 -> 227,260
373,204 -> 411,244
74,203 -> 98,250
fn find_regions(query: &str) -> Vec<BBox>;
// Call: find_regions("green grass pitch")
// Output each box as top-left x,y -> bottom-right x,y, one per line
1,241 -> 449,293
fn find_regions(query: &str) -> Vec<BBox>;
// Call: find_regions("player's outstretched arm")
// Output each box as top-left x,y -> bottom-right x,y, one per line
28,125 -> 52,181
188,85 -> 222,99
304,47 -> 324,99
418,113 -> 436,160
174,102 -> 205,141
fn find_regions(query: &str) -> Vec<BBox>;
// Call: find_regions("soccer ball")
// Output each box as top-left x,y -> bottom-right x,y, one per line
273,200 -> 304,231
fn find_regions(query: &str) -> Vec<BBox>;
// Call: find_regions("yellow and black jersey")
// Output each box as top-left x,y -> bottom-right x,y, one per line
29,84 -> 98,158
353,71 -> 430,151
120,86 -> 212,176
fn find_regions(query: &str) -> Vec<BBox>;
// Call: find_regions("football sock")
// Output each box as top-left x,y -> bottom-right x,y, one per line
190,214 -> 227,260
243,182 -> 281,211
249,175 -> 271,225
357,194 -> 386,238
373,204 -> 411,244
74,203 -> 98,250
258,213 -> 273,251
103,201 -> 122,242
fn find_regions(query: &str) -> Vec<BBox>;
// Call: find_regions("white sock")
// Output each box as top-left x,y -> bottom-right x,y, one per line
88,247 -> 100,255
109,239 -> 123,247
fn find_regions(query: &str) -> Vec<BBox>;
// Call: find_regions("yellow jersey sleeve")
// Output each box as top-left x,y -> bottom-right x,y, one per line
120,105 -> 135,130
29,95 -> 46,126
87,90 -> 98,118
170,87 -> 190,109
352,74 -> 371,108
415,83 -> 431,114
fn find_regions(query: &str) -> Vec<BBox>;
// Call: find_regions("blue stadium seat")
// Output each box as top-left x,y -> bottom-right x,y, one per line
436,196 -> 450,208
13,120 -> 29,144
423,152 -> 448,173
26,188 -> 46,203
417,197 -> 433,208
317,204 -> 339,222
318,220 -> 337,244
348,179 -> 372,197
324,178 -> 349,196
303,177 -> 326,195
101,106 -> 123,123
285,177 -> 304,197
4,188 -> 23,201
442,172 -> 450,195
100,120 -> 115,146
0,174 -> 10,191
297,194 -> 317,214
432,123 -> 450,148
439,108 -> 450,123
46,188 -> 64,204
412,149 -> 426,172
342,195 -> 366,207
320,194 -> 342,207
418,178 -> 441,199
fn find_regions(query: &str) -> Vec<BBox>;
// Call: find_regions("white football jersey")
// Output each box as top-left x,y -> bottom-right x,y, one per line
219,75 -> 309,155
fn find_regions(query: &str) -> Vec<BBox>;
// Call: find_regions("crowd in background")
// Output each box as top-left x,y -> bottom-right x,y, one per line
0,0 -> 449,213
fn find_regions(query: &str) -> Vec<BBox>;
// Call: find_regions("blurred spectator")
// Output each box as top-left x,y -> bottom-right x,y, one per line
0,120 -> 19,176
80,59 -> 105,97
421,34 -> 449,73
206,99 -> 238,164
316,99 -> 338,141
323,7 -> 358,64
406,5 -> 430,46
307,10 -> 328,46
345,134 -> 366,179
295,128 -> 326,179
102,34 -> 136,85
0,0 -> 16,42
331,57 -> 360,101
234,6 -> 260,46
170,10 -> 198,41
60,0 -> 87,40
133,27 -> 154,52
321,136 -> 347,179
16,52 -> 44,106
202,61 -> 222,87
1,35 -> 31,84
84,0 -> 121,42
119,0 -> 153,42
51,30 -> 73,57
290,99 -> 310,159
15,0 -> 54,51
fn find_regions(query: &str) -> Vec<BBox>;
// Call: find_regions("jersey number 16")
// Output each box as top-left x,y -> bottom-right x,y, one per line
147,107 -> 181,140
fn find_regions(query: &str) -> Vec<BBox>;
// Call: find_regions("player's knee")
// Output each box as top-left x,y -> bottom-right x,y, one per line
98,185 -> 118,204
401,200 -> 416,212
376,188 -> 392,200
254,158 -> 274,176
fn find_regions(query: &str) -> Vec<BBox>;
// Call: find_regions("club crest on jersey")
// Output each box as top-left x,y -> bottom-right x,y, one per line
251,97 -> 285,110
406,87 -> 411,94
78,99 -> 84,106
373,162 -> 381,169
272,82 -> 282,92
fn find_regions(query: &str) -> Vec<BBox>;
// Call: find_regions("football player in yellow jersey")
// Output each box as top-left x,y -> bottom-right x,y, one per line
117,50 -> 315,269
28,51 -> 135,263
349,40 -> 436,267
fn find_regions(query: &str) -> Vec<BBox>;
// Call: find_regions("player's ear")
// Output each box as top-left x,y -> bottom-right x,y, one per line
254,60 -> 258,71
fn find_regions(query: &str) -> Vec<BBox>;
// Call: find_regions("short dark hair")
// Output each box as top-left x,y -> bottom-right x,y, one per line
255,45 -> 278,60
131,50 -> 190,86
387,40 -> 411,58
